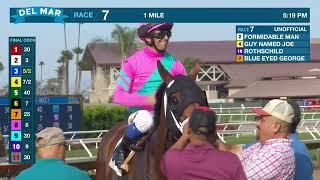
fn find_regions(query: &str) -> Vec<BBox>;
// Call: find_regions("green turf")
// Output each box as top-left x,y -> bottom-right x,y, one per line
36,147 -> 98,159
35,134 -> 319,161
65,147 -> 98,158
223,134 -> 256,144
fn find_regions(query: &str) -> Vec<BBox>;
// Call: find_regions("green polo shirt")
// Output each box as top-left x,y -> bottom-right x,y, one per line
16,158 -> 90,180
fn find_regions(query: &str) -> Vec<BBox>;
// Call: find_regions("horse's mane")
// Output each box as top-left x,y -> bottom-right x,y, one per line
153,82 -> 166,130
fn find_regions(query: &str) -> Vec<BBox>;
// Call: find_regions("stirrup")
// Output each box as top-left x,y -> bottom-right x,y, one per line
114,148 -> 129,168
129,141 -> 145,152
109,137 -> 126,176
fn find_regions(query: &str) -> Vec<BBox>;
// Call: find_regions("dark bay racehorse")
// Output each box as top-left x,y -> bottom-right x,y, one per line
96,62 -> 208,180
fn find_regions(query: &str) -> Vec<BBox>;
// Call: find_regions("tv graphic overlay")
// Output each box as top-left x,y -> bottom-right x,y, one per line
9,7 -> 311,64
35,96 -> 82,132
4,6 -> 314,170
8,37 -> 36,164
10,7 -> 309,23
0,96 -> 82,135
236,26 -> 310,63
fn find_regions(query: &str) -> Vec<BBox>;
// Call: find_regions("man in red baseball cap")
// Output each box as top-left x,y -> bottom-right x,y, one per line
239,99 -> 295,179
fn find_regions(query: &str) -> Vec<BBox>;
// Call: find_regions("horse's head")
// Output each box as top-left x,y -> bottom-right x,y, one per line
157,61 -> 208,138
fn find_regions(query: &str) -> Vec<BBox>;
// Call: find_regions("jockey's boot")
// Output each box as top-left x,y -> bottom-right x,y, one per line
113,134 -> 132,169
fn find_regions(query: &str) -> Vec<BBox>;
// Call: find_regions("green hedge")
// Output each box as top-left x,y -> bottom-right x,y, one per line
81,104 -> 129,131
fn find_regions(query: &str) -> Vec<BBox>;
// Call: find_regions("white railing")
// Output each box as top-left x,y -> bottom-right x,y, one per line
215,112 -> 320,123
211,105 -> 320,114
1,127 -> 319,165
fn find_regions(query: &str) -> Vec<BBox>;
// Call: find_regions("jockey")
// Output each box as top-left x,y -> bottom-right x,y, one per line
112,23 -> 187,170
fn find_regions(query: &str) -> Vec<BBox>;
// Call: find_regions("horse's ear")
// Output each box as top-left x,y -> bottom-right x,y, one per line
157,61 -> 173,85
190,63 -> 201,81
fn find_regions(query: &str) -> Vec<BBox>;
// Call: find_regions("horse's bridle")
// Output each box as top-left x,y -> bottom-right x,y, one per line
163,75 -> 208,139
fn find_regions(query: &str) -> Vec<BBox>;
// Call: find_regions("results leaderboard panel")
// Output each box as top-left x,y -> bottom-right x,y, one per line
236,26 -> 310,63
0,96 -> 82,135
8,37 -> 36,164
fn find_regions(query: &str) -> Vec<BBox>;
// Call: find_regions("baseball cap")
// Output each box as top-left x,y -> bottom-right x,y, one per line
252,99 -> 294,123
189,106 -> 216,136
37,127 -> 65,147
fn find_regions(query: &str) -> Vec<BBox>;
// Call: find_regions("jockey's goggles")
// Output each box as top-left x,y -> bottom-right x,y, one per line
149,29 -> 172,39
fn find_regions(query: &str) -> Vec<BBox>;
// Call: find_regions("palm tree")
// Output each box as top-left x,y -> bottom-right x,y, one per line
42,78 -> 60,95
0,84 -> 8,96
111,24 -> 137,59
63,23 -> 72,95
55,64 -> 65,95
0,62 -> 4,96
73,47 -> 84,94
73,23 -> 83,94
73,23 -> 84,94
39,61 -> 44,95
57,50 -> 73,95
77,37 -> 105,93
0,62 -> 4,72
61,50 -> 73,95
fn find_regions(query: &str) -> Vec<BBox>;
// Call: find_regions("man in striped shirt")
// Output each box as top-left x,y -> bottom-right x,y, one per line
239,99 -> 295,180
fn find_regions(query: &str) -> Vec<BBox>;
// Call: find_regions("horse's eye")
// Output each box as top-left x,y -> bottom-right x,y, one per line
171,98 -> 179,105
169,92 -> 182,107
169,96 -> 181,106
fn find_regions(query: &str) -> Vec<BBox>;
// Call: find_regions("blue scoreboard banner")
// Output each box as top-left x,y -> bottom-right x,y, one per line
0,96 -> 82,136
10,7 -> 310,23
235,25 -> 310,63
9,37 -> 36,163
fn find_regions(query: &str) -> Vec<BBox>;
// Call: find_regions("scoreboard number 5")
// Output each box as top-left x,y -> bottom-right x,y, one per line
102,9 -> 110,21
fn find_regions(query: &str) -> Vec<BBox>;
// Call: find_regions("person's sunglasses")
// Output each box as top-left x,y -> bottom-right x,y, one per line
149,29 -> 172,39
254,115 -> 271,122
254,115 -> 262,121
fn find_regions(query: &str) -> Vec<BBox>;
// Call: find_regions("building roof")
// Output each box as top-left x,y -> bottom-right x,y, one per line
81,43 -> 136,70
222,62 -> 320,87
81,41 -> 320,67
167,41 -> 235,63
197,80 -> 229,86
311,38 -> 320,44
228,79 -> 320,98
81,41 -> 320,99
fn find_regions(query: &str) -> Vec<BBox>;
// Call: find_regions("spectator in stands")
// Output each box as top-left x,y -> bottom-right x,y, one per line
239,99 -> 295,179
243,100 -> 313,180
161,106 -> 246,180
16,127 -> 90,180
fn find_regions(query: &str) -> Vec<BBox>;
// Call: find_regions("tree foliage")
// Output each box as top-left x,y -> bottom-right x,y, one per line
78,59 -> 92,70
111,24 -> 137,58
81,105 -> 129,130
181,57 -> 200,75
0,62 -> 4,71
72,47 -> 84,55
61,50 -> 73,61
